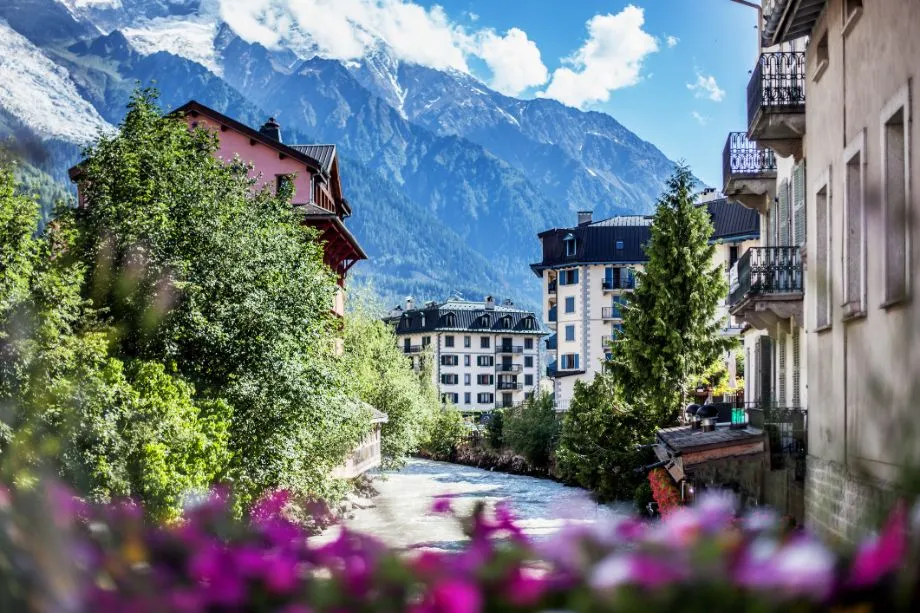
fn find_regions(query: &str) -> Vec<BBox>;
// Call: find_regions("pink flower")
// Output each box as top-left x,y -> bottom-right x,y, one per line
590,553 -> 687,590
505,568 -> 546,605
429,579 -> 482,613
849,501 -> 908,587
735,535 -> 835,600
431,496 -> 454,514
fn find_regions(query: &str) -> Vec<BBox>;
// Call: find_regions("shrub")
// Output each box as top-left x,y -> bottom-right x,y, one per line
424,406 -> 466,458
487,409 -> 504,450
503,393 -> 559,469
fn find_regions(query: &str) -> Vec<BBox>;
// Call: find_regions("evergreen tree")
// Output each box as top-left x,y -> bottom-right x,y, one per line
611,164 -> 734,425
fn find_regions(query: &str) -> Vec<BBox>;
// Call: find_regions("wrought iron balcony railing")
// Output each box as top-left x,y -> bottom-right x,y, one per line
747,52 -> 806,128
403,345 -> 423,354
729,247 -> 803,307
497,382 -> 524,391
495,345 -> 524,355
495,363 -> 523,373
723,132 -> 777,182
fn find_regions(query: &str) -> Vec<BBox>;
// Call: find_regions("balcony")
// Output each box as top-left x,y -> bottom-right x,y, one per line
548,280 -> 557,295
602,277 -> 635,292
496,363 -> 523,373
747,52 -> 806,157
729,247 -> 803,329
548,306 -> 557,324
495,345 -> 524,355
723,132 -> 777,214
601,307 -> 622,320
497,381 -> 524,391
403,345 -> 423,354
545,333 -> 557,351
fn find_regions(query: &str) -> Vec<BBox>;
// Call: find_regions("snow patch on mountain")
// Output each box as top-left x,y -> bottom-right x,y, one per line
122,16 -> 220,73
0,20 -> 112,143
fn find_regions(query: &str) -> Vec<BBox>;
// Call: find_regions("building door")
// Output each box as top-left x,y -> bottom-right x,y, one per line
502,393 -> 513,408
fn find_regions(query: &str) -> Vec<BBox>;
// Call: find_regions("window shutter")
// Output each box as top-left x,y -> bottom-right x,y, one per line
778,179 -> 791,245
758,336 -> 773,406
778,335 -> 787,406
793,162 -> 807,247
792,327 -> 801,406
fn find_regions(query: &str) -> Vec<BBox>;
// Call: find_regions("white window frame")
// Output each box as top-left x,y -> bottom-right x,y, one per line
842,130 -> 867,319
815,166 -> 833,331
880,83 -> 912,307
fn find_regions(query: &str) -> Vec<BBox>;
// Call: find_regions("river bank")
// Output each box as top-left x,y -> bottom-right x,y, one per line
415,443 -> 554,479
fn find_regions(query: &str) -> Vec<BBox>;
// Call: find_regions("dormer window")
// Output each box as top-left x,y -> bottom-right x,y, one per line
502,315 -> 512,329
522,316 -> 536,330
564,233 -> 577,257
444,313 -> 457,327
481,314 -> 492,328
420,314 -> 426,328
615,240 -> 624,250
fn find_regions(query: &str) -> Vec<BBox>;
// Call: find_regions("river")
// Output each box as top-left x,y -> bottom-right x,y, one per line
323,458 -> 629,551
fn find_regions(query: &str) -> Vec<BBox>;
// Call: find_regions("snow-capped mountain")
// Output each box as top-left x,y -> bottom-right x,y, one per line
0,0 -> 681,306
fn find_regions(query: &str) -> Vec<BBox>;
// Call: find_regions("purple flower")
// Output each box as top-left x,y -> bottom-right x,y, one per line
431,495 -> 455,514
504,568 -> 546,605
429,579 -> 482,613
849,501 -> 907,587
590,553 -> 687,590
735,535 -> 835,600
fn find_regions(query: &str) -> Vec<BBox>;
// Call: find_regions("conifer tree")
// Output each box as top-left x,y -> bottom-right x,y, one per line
611,164 -> 734,425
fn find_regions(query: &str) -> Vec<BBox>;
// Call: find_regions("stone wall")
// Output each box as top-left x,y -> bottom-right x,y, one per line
806,455 -> 895,543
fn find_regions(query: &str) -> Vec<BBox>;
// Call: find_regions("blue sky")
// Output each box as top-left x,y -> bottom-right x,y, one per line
219,0 -> 759,187
417,0 -> 760,187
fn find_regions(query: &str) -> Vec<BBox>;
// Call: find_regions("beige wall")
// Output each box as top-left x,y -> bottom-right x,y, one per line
805,0 -> 920,483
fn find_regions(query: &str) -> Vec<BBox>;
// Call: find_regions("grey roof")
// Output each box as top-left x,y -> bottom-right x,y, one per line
383,298 -> 545,335
290,144 -> 336,173
703,198 -> 761,241
532,224 -> 651,274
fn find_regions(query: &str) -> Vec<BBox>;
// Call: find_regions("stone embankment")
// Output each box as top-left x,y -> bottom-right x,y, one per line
416,444 -> 553,479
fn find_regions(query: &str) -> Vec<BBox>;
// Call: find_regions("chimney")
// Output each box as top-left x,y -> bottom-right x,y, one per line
503,298 -> 514,306
405,296 -> 414,311
260,117 -> 282,143
577,210 -> 593,226
484,296 -> 495,310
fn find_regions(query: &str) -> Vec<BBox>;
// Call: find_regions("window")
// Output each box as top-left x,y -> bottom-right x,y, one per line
444,335 -> 455,348
564,233 -> 577,257
441,374 -> 458,385
403,338 -> 411,351
882,85 -> 910,306
564,296 -> 575,313
525,374 -> 534,386
502,316 -> 512,329
477,355 -> 494,367
525,356 -> 534,368
615,240 -> 624,250
480,314 -> 491,328
477,374 -> 494,385
445,313 -> 457,327
559,269 -> 579,285
477,393 -> 494,404
464,374 -> 471,386
464,335 -> 471,348
276,174 -> 293,196
480,336 -> 490,349
524,338 -> 533,350
843,131 -> 867,318
565,325 -> 575,342
560,353 -> 580,370
793,162 -> 807,248
441,393 -> 458,404
815,175 -> 833,330
422,336 -> 431,347
440,355 -> 458,366
522,316 -> 536,330
464,392 -> 471,405
729,246 -> 739,268
777,179 -> 792,245
814,32 -> 829,81
464,355 -> 471,367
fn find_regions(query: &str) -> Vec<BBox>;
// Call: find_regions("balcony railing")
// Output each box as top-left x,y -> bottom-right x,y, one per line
729,247 -> 803,307
545,334 -> 557,350
601,307 -> 622,320
495,345 -> 524,355
403,345 -> 423,354
602,278 -> 635,291
548,307 -> 557,323
548,281 -> 557,294
497,382 -> 524,391
747,52 -> 806,129
723,132 -> 777,181
495,363 -> 523,373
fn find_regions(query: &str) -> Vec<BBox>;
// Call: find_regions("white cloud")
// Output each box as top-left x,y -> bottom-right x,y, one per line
687,72 -> 725,102
539,5 -> 659,109
691,111 -> 708,126
476,28 -> 548,95
666,35 -> 679,48
467,11 -> 480,22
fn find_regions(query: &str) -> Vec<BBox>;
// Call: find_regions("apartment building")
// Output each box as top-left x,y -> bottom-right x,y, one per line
384,297 -> 545,411
532,205 -> 758,411
722,0 -> 919,539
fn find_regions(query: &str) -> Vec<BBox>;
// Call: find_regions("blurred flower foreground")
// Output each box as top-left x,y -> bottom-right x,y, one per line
1,483 -> 917,613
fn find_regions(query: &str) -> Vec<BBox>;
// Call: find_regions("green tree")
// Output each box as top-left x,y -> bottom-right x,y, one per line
67,90 -> 367,505
342,306 -> 437,468
503,394 -> 559,469
423,406 -> 466,459
611,164 -> 735,425
555,376 -> 656,502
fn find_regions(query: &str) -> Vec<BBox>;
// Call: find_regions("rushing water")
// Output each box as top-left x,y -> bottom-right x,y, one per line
323,458 -> 629,551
